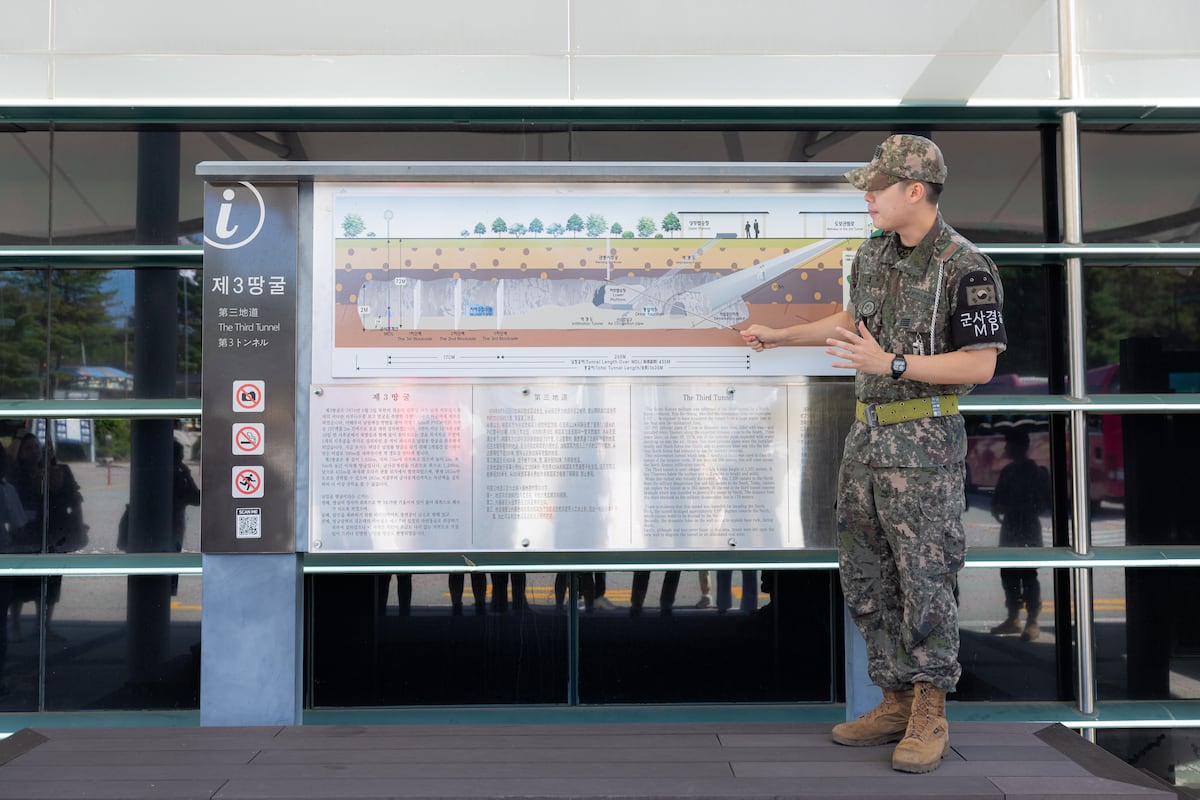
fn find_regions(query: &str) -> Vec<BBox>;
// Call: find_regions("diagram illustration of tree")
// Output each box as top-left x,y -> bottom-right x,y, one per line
586,213 -> 608,237
662,212 -> 681,237
491,217 -> 508,236
529,218 -> 544,237
474,222 -> 486,236
566,214 -> 584,237
342,212 -> 366,238
637,216 -> 657,237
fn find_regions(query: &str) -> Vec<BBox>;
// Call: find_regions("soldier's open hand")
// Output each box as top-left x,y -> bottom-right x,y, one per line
827,321 -> 891,375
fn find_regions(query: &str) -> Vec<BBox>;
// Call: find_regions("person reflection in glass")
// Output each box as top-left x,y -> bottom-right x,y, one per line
555,572 -> 608,613
989,429 -> 1050,641
9,432 -> 85,641
630,571 -> 680,616
0,440 -> 31,696
449,573 -> 487,616
489,573 -> 529,614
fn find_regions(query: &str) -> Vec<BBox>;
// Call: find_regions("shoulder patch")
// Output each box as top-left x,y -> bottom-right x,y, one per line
936,240 -> 962,263
869,228 -> 886,238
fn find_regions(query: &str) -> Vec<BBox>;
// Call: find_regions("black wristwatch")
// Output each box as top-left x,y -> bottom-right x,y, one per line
890,353 -> 907,380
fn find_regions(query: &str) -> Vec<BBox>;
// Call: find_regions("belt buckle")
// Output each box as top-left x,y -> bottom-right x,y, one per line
864,403 -> 880,428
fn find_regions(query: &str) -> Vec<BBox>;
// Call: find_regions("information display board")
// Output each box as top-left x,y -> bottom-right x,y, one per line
201,163 -> 861,554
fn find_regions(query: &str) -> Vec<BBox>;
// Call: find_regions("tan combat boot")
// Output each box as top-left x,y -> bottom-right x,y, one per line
891,682 -> 950,773
831,688 -> 914,747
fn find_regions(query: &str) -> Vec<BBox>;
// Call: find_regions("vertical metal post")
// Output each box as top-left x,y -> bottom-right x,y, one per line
128,131 -> 180,689
1059,0 -> 1097,733
567,573 -> 580,706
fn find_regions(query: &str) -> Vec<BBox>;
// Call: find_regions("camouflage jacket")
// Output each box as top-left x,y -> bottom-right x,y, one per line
845,213 -> 1007,467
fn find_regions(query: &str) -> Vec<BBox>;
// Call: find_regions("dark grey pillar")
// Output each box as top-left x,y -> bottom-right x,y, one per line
128,132 -> 180,687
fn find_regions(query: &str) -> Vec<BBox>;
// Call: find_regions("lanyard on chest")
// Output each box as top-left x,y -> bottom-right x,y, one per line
868,239 -> 960,356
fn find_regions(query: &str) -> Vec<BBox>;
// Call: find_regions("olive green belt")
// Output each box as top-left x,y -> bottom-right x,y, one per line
855,395 -> 959,427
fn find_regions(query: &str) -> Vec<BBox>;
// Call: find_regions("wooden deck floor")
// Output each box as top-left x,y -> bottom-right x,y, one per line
0,721 -> 1183,799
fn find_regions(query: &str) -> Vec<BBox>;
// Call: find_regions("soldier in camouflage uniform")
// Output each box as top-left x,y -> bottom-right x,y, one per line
742,134 -> 1007,773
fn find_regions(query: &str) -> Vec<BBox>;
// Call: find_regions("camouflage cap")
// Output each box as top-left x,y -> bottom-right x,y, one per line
844,134 -> 948,192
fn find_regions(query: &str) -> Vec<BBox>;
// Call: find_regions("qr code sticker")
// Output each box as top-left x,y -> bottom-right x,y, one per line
236,508 -> 262,539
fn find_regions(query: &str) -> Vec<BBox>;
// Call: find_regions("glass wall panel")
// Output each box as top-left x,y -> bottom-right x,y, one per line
1081,128 -> 1200,243
48,131 -> 200,246
0,571 -> 39,708
1,575 -> 200,710
309,572 -> 568,707
0,131 -> 50,245
1097,728 -> 1200,796
51,266 -> 202,401
0,267 -> 195,404
1092,412 -> 1198,548
1094,567 -> 1200,702
43,575 -> 201,710
577,570 -> 838,704
0,418 -> 200,556
964,413 -> 1054,531
1086,266 -> 1200,373
49,133 -> 141,245
956,567 -> 1060,701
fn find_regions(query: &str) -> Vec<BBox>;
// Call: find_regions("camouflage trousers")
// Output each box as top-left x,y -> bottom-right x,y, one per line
836,457 -> 966,692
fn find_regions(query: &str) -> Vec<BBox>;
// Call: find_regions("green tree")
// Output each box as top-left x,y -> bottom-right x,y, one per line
0,270 -> 123,398
510,222 -> 527,238
566,214 -> 584,237
48,271 -> 122,394
341,212 -> 366,238
474,222 -> 487,236
0,271 -> 46,397
460,229 -> 470,237
491,217 -> 508,236
610,222 -> 623,236
547,222 -> 565,237
662,212 -> 682,237
586,213 -> 608,237
637,216 -> 657,237
529,218 -> 544,237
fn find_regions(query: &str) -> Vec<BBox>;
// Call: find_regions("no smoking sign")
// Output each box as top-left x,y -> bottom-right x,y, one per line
232,422 -> 265,455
